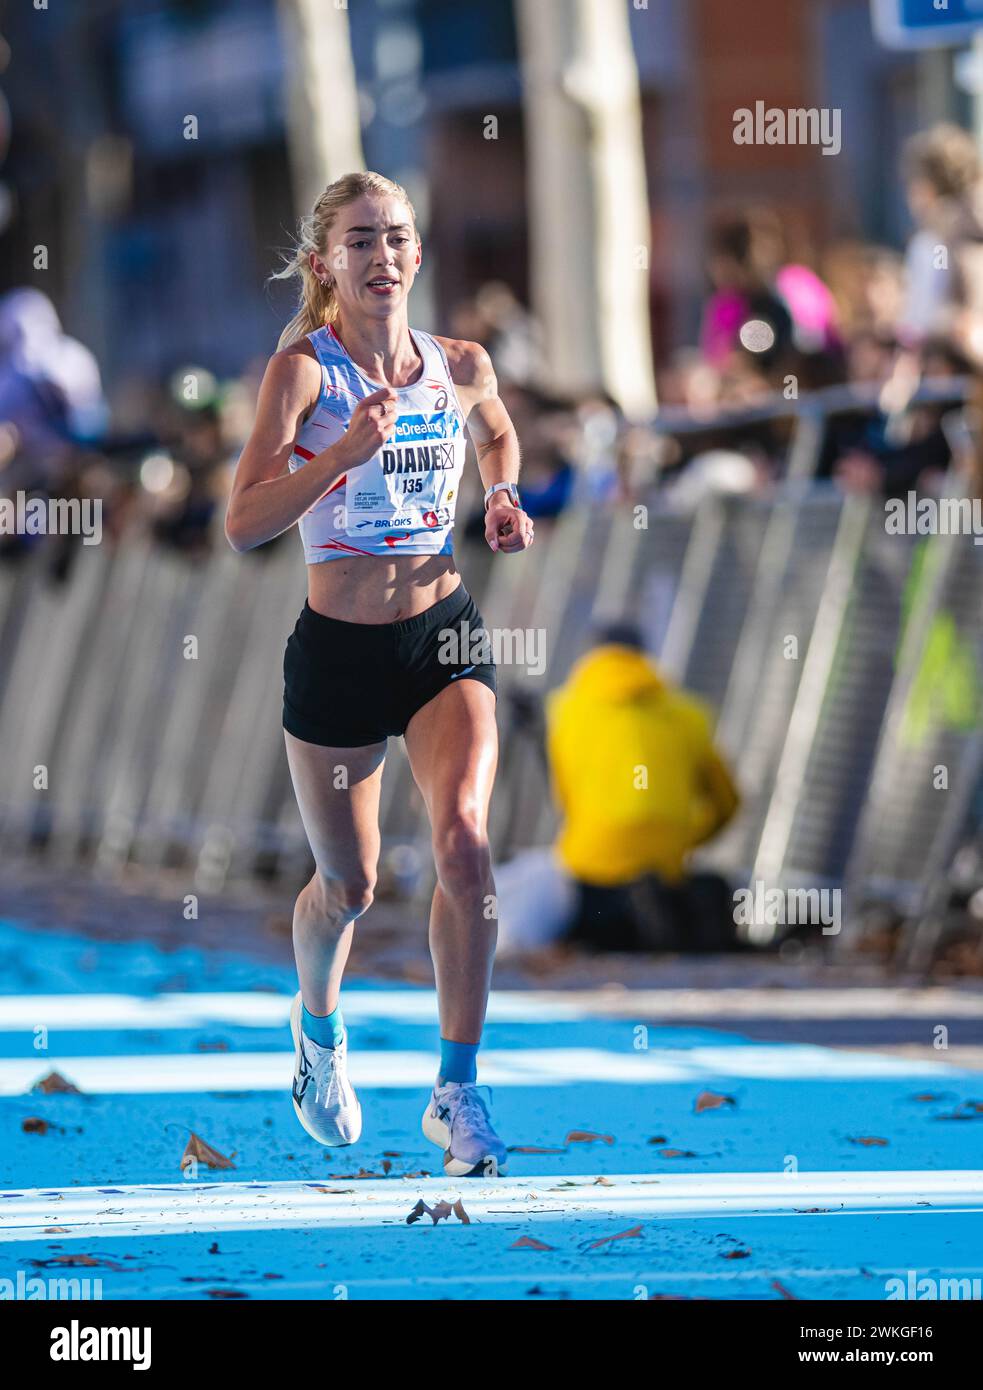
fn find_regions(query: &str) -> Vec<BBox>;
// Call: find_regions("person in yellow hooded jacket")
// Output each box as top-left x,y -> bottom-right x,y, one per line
545,622 -> 740,952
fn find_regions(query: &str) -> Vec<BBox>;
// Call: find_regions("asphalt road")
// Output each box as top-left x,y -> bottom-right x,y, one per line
2,912 -> 982,1301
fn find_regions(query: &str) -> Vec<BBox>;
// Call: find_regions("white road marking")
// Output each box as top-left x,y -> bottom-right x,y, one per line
1,1171 -> 980,1243
1,986 -> 980,1031
0,991 -> 589,1031
0,1040 -> 959,1095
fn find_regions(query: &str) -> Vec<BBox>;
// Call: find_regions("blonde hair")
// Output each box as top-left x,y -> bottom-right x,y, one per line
271,171 -> 419,351
903,123 -> 980,200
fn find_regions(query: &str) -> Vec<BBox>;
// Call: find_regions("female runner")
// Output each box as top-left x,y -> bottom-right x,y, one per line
225,172 -> 533,1177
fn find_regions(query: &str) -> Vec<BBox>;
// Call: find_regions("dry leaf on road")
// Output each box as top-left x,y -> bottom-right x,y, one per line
695,1091 -> 736,1113
33,1071 -> 81,1095
181,1132 -> 235,1171
586,1224 -> 643,1250
510,1235 -> 554,1250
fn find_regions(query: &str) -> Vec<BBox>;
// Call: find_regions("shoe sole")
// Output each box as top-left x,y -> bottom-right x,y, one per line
289,993 -> 362,1146
421,1103 -> 508,1177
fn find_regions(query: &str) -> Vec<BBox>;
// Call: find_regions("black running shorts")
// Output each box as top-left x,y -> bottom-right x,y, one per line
282,581 -> 497,747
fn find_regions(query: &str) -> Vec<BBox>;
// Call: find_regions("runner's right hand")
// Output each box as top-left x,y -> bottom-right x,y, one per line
336,386 -> 399,467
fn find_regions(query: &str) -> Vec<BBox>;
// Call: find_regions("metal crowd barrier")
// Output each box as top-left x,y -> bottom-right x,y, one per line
695,482 -> 847,882
0,533 -> 309,890
842,502 -> 983,965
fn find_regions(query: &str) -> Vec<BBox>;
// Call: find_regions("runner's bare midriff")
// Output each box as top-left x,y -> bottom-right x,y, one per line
307,552 -> 462,624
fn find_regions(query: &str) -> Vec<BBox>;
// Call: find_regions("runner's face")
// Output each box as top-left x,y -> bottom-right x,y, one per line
321,194 -> 421,320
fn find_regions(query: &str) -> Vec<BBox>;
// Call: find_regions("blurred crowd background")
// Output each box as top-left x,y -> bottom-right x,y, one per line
4,0 -> 983,561
2,0 -> 983,971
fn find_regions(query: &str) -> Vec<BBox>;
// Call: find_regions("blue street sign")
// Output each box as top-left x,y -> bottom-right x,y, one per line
872,0 -> 983,49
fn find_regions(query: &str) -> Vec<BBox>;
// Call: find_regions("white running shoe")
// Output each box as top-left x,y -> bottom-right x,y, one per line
289,992 -> 362,1146
422,1080 -> 508,1177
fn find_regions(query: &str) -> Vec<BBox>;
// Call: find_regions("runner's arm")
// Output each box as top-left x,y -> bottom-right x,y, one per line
444,340 -> 521,495
224,350 -> 348,553
440,338 -> 533,553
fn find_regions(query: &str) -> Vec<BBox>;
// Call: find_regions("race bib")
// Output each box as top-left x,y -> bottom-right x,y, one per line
344,409 -> 465,538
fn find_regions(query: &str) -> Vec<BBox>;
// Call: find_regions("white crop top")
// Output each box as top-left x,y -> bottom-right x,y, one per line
287,323 -> 468,561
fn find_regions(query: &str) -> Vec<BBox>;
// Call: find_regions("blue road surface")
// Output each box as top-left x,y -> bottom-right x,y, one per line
1,918 -> 982,1301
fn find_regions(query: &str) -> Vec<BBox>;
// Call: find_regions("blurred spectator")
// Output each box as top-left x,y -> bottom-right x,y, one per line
147,403 -> 222,559
701,209 -> 795,374
544,622 -> 741,953
661,447 -> 766,511
845,327 -> 899,387
449,280 -> 545,387
570,390 -> 624,504
701,208 -> 846,393
657,347 -> 723,410
824,336 -> 969,498
462,384 -> 576,541
899,123 -> 983,352
520,388 -> 579,516
824,242 -> 906,341
776,261 -> 842,358
0,287 -> 107,493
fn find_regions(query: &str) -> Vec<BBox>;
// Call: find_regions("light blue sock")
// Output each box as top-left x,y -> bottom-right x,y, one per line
302,1002 -> 345,1049
438,1037 -> 479,1085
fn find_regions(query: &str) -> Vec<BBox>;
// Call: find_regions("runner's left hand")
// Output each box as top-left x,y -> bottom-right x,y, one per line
485,501 -> 534,554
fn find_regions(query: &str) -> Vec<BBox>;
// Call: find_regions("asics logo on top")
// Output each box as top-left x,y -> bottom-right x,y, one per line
293,1042 -> 313,1104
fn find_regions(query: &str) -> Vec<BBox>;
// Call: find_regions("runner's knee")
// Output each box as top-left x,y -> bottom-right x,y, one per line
340,877 -> 375,918
433,818 -> 491,895
306,870 -> 376,926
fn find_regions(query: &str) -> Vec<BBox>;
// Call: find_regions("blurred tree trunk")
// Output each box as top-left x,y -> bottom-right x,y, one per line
515,0 -> 656,418
275,0 -> 365,215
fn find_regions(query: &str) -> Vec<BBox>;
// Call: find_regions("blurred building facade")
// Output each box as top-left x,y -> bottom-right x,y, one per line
0,0 -> 974,392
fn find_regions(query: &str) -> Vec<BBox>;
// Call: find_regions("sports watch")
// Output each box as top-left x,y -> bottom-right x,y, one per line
484,481 -> 521,510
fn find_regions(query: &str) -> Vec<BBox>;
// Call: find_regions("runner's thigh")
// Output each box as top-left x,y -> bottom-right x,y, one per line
284,730 -> 387,884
